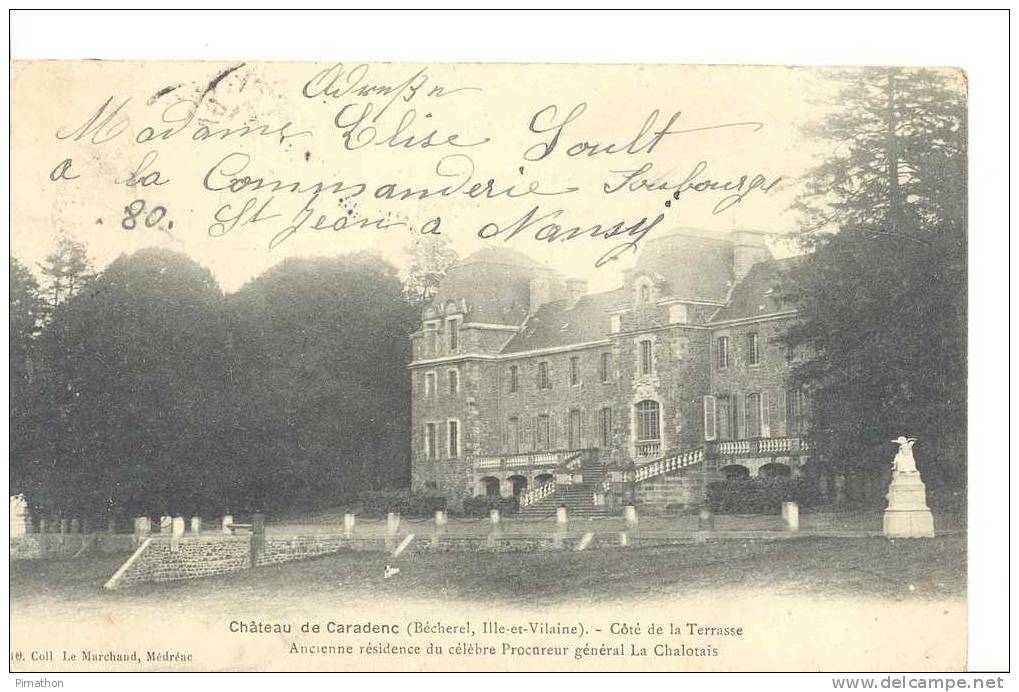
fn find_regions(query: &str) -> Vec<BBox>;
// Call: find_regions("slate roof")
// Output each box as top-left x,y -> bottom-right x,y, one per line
500,289 -> 626,355
708,257 -> 798,323
430,248 -> 549,325
631,230 -> 736,303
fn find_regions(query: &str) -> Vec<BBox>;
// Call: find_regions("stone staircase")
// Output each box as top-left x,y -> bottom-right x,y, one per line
518,482 -> 608,517
519,455 -> 609,518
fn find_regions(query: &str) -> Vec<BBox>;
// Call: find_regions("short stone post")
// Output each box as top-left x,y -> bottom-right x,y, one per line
343,512 -> 356,539
781,502 -> 799,532
386,512 -> 400,551
190,516 -> 202,533
70,518 -> 80,534
623,505 -> 638,528
222,515 -> 233,534
160,515 -> 172,534
37,518 -> 47,554
553,506 -> 568,550
698,508 -> 715,530
170,516 -> 185,552
133,516 -> 150,547
250,513 -> 265,567
834,474 -> 847,506
486,508 -> 502,548
431,510 -> 447,548
59,518 -> 69,534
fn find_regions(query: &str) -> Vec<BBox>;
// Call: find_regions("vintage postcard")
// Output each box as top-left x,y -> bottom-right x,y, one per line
9,59 -> 968,672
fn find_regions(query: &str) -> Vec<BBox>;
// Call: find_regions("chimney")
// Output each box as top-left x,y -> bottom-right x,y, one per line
529,274 -> 554,314
565,278 -> 588,309
731,229 -> 772,283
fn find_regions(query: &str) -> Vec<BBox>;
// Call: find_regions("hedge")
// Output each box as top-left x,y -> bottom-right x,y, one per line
357,489 -> 447,518
461,495 -> 520,517
706,478 -> 822,515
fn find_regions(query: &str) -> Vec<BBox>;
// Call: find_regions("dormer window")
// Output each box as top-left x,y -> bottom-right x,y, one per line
423,321 -> 440,355
446,317 -> 461,353
635,276 -> 654,306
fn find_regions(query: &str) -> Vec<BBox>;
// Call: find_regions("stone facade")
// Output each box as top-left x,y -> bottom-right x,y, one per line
409,229 -> 812,510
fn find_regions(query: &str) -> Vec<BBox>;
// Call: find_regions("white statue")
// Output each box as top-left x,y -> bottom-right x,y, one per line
891,436 -> 918,474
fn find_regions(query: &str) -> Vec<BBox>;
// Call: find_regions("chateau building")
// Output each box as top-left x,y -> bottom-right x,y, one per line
408,228 -> 812,514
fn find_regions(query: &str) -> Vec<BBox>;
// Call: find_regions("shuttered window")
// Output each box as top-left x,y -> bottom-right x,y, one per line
703,395 -> 717,441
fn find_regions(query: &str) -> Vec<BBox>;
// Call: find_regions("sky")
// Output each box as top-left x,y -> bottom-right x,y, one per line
11,61 -> 834,294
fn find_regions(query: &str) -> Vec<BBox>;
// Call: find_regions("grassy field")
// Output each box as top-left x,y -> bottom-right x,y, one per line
11,535 -> 965,618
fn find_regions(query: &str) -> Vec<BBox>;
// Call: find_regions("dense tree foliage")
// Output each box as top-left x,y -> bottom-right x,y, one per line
10,257 -> 48,498
785,67 -> 967,492
223,253 -> 415,513
11,245 -> 416,519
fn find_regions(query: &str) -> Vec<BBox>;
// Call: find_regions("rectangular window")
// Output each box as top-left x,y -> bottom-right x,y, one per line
447,420 -> 459,458
448,369 -> 459,396
569,357 -> 580,385
537,361 -> 551,390
425,423 -> 437,460
447,318 -> 460,353
568,409 -> 582,449
600,352 -> 611,382
424,372 -> 435,398
717,336 -> 730,369
509,365 -> 519,393
600,407 -> 613,448
703,395 -> 717,441
748,332 -> 761,366
507,417 -> 520,454
536,414 -> 551,450
786,389 -> 806,435
424,322 -> 439,355
746,393 -> 763,438
717,394 -> 733,440
639,339 -> 653,375
636,400 -> 661,441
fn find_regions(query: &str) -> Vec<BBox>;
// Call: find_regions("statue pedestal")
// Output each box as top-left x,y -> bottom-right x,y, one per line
883,471 -> 935,538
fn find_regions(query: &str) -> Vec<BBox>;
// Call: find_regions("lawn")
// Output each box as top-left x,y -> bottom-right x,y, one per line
10,535 -> 966,616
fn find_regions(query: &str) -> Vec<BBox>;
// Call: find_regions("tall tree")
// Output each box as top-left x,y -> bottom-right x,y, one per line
404,232 -> 458,304
33,248 -> 229,517
786,67 -> 967,495
38,235 -> 94,307
9,257 -> 48,497
225,252 -> 416,512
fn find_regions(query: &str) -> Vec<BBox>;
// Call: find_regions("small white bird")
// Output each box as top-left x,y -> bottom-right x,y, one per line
384,565 -> 400,579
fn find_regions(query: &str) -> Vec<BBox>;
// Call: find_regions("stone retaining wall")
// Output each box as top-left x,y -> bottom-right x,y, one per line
636,472 -> 704,512
110,535 -> 252,588
104,525 -> 816,589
